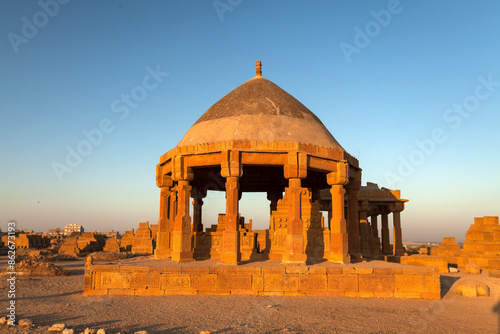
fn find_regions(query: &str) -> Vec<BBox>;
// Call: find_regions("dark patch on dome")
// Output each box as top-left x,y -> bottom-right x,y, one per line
194,76 -> 325,126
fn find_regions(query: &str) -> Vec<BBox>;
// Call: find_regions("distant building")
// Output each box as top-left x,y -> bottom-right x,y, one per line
48,228 -> 62,237
64,224 -> 84,236
105,230 -> 120,238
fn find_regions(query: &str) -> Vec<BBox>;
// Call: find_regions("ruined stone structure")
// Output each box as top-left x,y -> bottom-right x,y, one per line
132,222 -> 155,254
319,182 -> 408,260
120,229 -> 135,251
103,236 -> 121,252
434,237 -> 462,265
58,236 -> 80,257
6,233 -> 50,249
458,216 -> 500,270
401,216 -> 500,272
58,232 -> 105,256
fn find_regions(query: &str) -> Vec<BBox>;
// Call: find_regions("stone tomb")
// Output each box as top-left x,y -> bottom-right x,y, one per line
58,236 -> 80,257
132,222 -> 154,254
120,229 -> 135,252
103,236 -> 121,252
435,237 -> 462,266
458,216 -> 500,270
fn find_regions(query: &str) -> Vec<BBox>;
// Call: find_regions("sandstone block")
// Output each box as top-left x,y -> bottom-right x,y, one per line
465,264 -> 481,274
394,275 -> 439,293
252,275 -> 264,291
190,274 -> 217,290
134,289 -> 164,296
488,269 -> 500,278
264,274 -> 298,292
299,274 -> 327,291
48,324 -> 66,332
217,274 -> 252,290
161,274 -> 190,290
108,289 -> 135,295
327,274 -> 358,292
359,275 -> 394,292
456,280 -> 490,297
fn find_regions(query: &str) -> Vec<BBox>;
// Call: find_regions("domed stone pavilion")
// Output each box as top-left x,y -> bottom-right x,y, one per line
154,61 -> 405,266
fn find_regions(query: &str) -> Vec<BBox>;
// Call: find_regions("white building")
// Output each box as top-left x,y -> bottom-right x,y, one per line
64,224 -> 84,236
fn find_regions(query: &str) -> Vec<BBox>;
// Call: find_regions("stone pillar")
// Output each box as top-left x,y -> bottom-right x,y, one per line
282,151 -> 308,265
169,189 -> 177,228
155,178 -> 173,259
358,200 -> 371,256
346,186 -> 361,259
220,176 -> 241,265
327,162 -> 350,264
220,150 -> 242,265
381,208 -> 391,254
282,178 -> 307,265
192,188 -> 205,233
327,204 -> 332,230
171,180 -> 194,262
371,213 -> 379,238
390,202 -> 405,256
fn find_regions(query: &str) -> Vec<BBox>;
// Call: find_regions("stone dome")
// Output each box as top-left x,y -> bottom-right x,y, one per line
177,63 -> 343,150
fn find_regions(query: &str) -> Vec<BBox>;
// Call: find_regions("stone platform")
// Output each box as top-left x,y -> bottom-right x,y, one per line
83,259 -> 441,299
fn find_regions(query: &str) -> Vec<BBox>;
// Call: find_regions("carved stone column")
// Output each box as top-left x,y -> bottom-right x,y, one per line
371,213 -> 379,238
358,200 -> 371,256
327,162 -> 350,264
346,188 -> 361,259
170,156 -> 194,262
282,178 -> 307,265
390,202 -> 405,256
191,188 -> 206,233
220,150 -> 242,265
220,176 -> 241,264
282,151 -> 307,265
381,207 -> 391,254
155,175 -> 173,259
171,180 -> 194,262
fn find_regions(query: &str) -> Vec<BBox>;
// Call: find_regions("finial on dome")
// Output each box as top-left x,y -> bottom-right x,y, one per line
256,60 -> 262,76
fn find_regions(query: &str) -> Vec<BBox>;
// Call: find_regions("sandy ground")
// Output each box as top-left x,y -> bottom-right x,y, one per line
0,255 -> 499,334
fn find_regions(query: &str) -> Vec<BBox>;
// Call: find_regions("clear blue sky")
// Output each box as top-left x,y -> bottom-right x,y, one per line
1,0 -> 499,242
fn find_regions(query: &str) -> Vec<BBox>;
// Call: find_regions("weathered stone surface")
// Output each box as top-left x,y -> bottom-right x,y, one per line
465,264 -> 481,274
18,318 -> 33,327
400,255 -> 449,273
459,216 -> 500,270
456,280 -> 490,297
62,329 -> 74,334
48,323 -> 66,332
489,269 -> 500,278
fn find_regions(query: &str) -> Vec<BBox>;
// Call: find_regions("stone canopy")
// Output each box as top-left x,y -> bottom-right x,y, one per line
154,61 -> 405,266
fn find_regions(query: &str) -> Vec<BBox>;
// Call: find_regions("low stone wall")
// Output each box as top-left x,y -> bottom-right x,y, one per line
84,265 -> 441,299
400,255 -> 449,273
